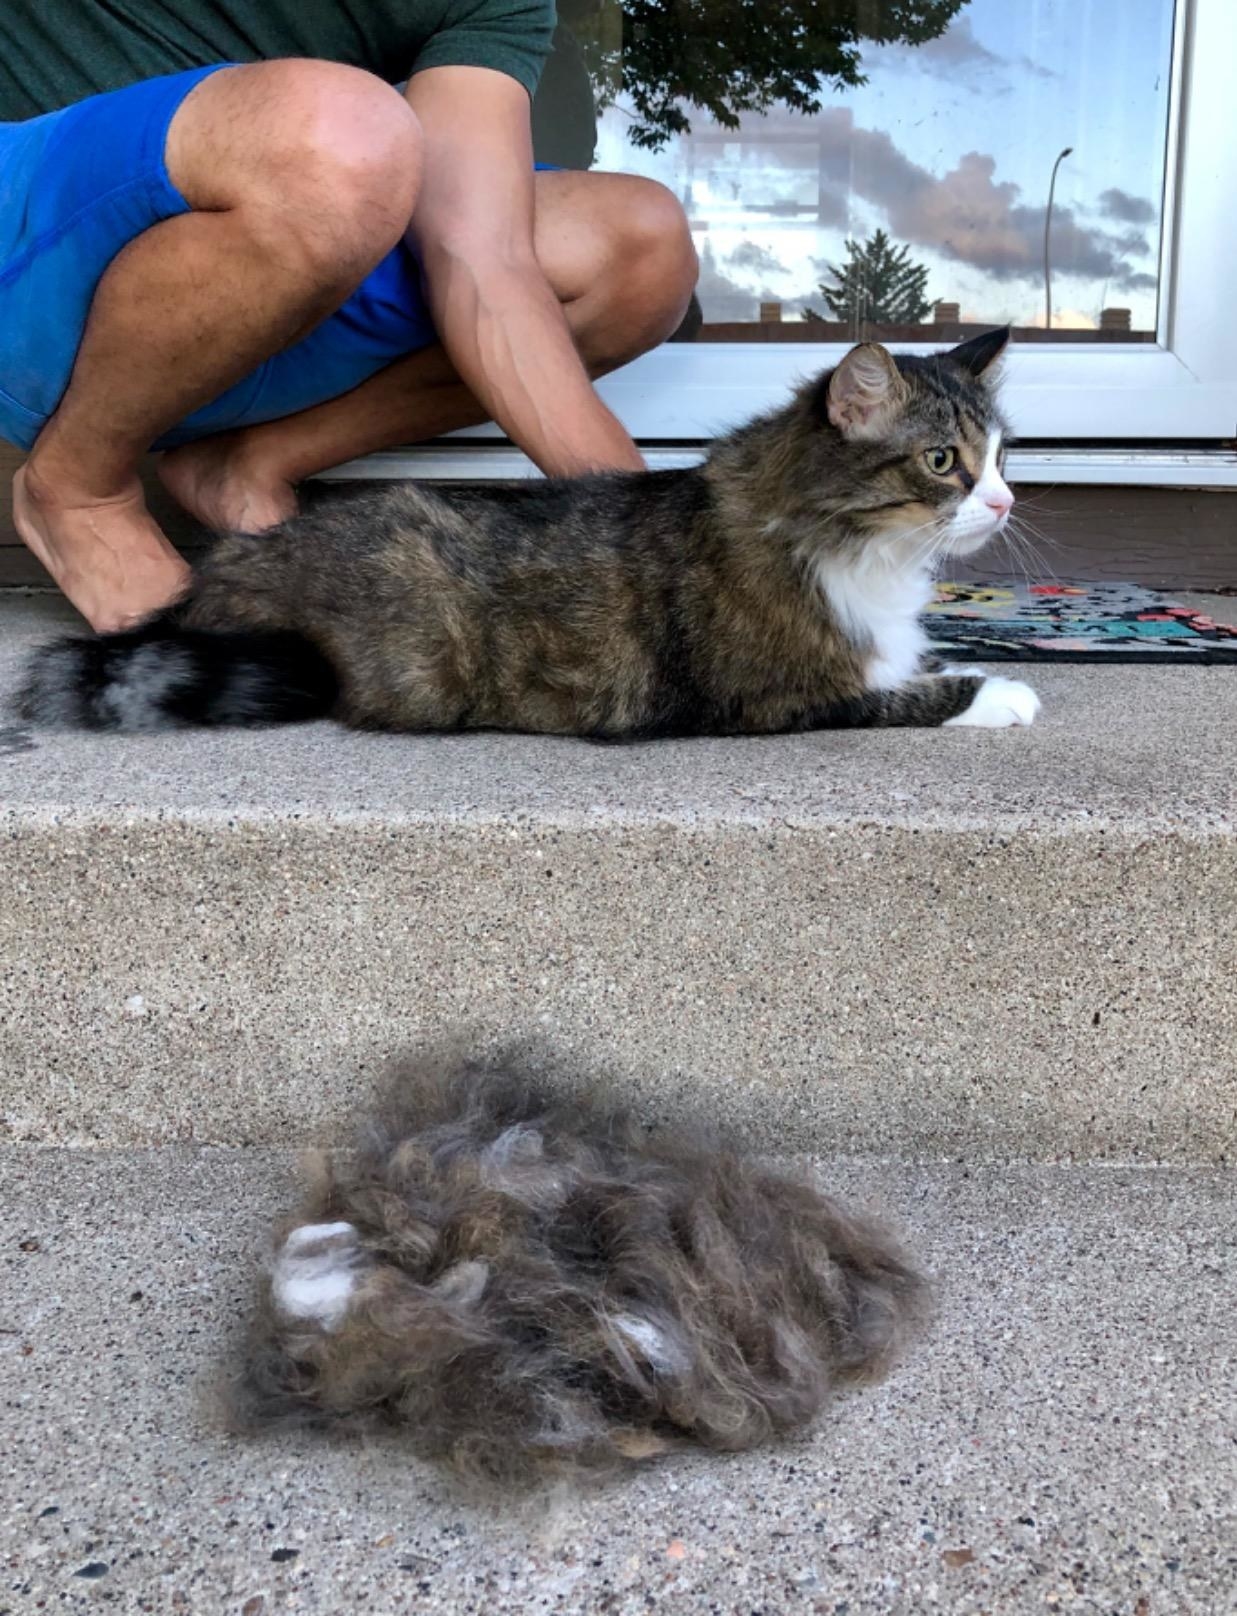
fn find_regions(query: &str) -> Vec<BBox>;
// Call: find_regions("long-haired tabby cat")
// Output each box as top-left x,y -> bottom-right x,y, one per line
20,328 -> 1039,739
235,1052 -> 926,1487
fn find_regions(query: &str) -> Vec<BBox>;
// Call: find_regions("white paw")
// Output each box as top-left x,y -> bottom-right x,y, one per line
271,1220 -> 360,1330
944,675 -> 1041,728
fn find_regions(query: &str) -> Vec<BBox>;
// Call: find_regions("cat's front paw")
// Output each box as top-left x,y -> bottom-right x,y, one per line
943,675 -> 1041,728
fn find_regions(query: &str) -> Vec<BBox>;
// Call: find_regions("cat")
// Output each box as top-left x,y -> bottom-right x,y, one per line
234,1051 -> 927,1488
19,327 -> 1039,739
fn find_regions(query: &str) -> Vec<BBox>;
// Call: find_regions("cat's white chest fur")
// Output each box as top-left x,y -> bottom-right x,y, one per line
814,555 -> 934,690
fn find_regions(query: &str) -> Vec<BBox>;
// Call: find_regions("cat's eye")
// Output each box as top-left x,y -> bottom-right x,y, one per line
924,447 -> 957,475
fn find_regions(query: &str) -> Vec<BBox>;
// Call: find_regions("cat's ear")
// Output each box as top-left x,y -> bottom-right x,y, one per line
947,325 -> 1010,379
822,343 -> 907,439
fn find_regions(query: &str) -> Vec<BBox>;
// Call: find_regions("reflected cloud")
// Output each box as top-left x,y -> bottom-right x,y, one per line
694,242 -> 764,320
727,241 -> 790,277
1097,187 -> 1157,225
592,2 -> 1166,328
810,111 -> 1155,293
869,16 -> 1056,87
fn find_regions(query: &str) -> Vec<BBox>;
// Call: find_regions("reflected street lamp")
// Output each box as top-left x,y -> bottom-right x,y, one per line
1043,146 -> 1074,333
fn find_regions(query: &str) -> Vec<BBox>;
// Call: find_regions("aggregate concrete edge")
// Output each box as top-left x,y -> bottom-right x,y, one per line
2,815 -> 1234,1160
4,801 -> 1236,836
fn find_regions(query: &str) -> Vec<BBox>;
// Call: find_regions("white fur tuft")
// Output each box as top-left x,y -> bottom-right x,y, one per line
430,1261 -> 490,1306
814,553 -> 934,691
613,1313 -> 690,1375
282,1220 -> 356,1251
272,1221 -> 360,1330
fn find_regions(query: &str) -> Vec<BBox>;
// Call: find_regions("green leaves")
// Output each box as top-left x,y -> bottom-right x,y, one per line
562,1 -> 966,152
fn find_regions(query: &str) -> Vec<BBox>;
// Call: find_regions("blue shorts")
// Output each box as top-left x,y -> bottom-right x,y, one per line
0,64 -> 493,453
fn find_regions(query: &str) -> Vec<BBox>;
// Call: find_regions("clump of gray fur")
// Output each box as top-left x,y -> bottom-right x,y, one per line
235,1054 -> 928,1488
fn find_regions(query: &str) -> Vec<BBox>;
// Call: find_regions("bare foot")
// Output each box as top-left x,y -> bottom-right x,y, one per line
13,462 -> 192,633
158,432 -> 299,534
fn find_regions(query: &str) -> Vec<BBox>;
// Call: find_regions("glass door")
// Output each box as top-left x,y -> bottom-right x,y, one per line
532,0 -> 1237,447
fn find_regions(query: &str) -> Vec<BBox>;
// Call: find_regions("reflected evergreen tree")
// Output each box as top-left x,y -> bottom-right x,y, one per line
803,230 -> 933,325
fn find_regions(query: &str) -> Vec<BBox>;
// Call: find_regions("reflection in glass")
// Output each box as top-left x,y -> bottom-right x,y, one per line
531,1 -> 1175,342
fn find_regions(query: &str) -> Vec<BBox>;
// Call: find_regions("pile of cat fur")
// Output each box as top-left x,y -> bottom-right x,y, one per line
233,1054 -> 928,1488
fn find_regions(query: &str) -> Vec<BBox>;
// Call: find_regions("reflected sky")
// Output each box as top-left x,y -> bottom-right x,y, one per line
593,0 -> 1174,329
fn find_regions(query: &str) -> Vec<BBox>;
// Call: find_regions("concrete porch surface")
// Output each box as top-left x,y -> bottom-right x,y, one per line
3,594 -> 1236,831
1,594 -> 1234,1161
1,591 -> 1235,1614
2,1148 -> 1234,1616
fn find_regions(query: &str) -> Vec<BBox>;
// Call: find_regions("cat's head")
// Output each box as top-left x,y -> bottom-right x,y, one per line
812,327 -> 1013,560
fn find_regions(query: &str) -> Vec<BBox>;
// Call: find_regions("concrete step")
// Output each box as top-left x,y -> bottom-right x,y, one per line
2,594 -> 1235,1159
2,1147 -> 1233,1614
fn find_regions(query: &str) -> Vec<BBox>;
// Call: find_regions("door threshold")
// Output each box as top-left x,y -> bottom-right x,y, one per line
315,444 -> 1237,489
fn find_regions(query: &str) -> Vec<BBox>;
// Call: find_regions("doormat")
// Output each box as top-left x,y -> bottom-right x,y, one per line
925,582 -> 1237,663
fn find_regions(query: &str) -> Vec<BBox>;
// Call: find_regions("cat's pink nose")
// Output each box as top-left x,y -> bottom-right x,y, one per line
985,490 -> 1014,516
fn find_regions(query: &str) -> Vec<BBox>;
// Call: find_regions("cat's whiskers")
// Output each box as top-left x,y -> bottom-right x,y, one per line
917,519 -> 961,576
1006,510 -> 1063,554
1001,513 -> 1060,584
883,513 -> 949,565
787,502 -> 935,573
1002,526 -> 1036,587
797,500 -> 973,580
1012,486 -> 1070,518
770,499 -> 858,544
863,515 -> 950,586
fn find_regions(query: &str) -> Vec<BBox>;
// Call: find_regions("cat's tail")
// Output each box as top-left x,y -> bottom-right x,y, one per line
16,612 -> 339,731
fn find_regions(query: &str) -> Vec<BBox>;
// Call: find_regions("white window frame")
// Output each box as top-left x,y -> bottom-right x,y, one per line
324,0 -> 1237,487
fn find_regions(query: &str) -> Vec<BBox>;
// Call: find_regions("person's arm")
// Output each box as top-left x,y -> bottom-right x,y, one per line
403,65 -> 644,476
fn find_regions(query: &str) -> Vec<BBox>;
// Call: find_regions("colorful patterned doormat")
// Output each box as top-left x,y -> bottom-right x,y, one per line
925,582 -> 1237,663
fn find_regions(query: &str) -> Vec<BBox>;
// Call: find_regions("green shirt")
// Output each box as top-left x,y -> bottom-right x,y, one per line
0,0 -> 557,123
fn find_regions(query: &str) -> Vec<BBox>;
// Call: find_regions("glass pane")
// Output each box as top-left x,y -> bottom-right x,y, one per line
531,1 -> 1176,343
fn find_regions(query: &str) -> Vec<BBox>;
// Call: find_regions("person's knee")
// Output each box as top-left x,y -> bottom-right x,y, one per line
592,179 -> 698,354
625,180 -> 697,281
249,62 -> 423,267
617,180 -> 697,323
173,61 -> 423,273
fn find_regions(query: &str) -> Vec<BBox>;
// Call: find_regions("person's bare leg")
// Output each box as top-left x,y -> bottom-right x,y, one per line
13,61 -> 421,630
158,172 -> 697,531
